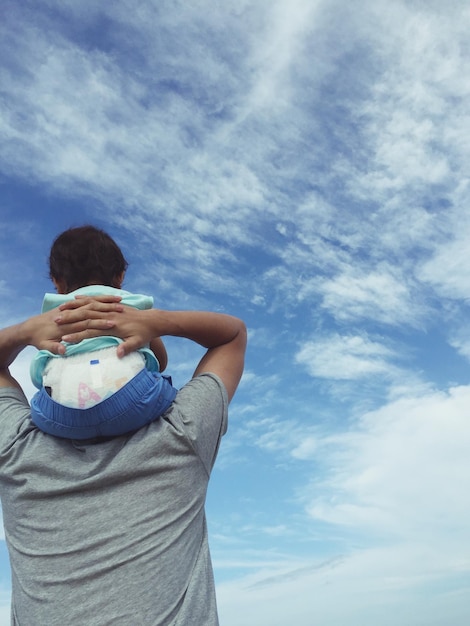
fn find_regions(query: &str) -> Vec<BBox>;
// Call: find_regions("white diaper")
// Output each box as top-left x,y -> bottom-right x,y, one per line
43,347 -> 146,409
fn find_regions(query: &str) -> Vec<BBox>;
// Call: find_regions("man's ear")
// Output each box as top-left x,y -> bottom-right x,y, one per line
52,277 -> 67,294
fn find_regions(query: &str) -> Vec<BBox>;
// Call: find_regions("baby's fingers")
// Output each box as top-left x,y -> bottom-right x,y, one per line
38,341 -> 67,355
116,336 -> 145,358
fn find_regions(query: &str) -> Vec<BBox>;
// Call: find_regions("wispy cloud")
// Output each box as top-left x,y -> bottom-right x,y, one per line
215,540 -> 470,626
295,333 -> 397,380
2,0 -> 470,320
319,265 -> 422,325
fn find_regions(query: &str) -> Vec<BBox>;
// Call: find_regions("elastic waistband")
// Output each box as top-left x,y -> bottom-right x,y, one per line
31,368 -> 173,426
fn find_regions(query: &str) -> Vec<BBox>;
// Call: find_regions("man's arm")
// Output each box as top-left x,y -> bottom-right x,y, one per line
149,310 -> 246,402
0,321 -> 28,390
60,305 -> 247,403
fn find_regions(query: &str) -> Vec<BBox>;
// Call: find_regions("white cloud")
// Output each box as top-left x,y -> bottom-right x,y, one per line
418,223 -> 470,300
237,0 -> 321,114
449,322 -> 470,362
350,3 -> 470,199
319,265 -> 420,325
2,0 -> 470,317
216,542 -> 470,626
295,333 -> 397,380
305,385 -> 470,541
216,381 -> 470,626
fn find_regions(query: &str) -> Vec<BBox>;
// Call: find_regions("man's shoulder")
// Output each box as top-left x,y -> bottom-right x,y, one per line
166,373 -> 229,473
174,373 -> 228,411
0,385 -> 29,407
0,386 -> 31,441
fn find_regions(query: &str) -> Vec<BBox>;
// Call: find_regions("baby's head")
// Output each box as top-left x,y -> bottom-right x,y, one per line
49,225 -> 128,293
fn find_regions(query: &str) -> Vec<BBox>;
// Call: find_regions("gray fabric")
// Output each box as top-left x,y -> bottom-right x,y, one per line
0,373 -> 228,626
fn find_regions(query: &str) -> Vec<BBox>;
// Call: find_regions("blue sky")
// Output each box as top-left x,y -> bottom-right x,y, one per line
1,0 -> 470,624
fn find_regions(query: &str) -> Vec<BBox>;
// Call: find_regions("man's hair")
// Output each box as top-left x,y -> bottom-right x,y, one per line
49,225 -> 129,292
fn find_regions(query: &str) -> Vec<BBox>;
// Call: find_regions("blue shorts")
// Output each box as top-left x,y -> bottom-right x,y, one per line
30,369 -> 177,439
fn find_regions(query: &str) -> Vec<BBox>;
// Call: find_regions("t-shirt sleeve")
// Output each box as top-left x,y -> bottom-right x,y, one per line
0,387 -> 32,447
168,373 -> 228,475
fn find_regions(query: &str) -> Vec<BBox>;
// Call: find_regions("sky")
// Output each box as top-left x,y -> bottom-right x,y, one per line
1,0 -> 470,624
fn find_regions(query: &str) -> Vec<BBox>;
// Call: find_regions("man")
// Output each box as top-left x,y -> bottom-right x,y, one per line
0,294 -> 247,625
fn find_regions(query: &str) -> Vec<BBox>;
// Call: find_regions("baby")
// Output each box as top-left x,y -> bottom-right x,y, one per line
30,225 -> 177,439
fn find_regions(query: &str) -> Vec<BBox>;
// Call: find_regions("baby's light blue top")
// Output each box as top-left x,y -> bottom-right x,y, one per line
30,285 -> 159,389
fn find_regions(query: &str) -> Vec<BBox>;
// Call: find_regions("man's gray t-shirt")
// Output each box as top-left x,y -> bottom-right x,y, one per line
0,373 -> 228,626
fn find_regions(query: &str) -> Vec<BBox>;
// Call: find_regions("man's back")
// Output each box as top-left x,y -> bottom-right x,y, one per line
0,374 -> 227,626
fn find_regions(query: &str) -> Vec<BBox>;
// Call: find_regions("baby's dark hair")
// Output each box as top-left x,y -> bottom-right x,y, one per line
49,225 -> 129,293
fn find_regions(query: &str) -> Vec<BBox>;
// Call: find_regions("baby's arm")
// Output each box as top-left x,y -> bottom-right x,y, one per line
149,337 -> 168,372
